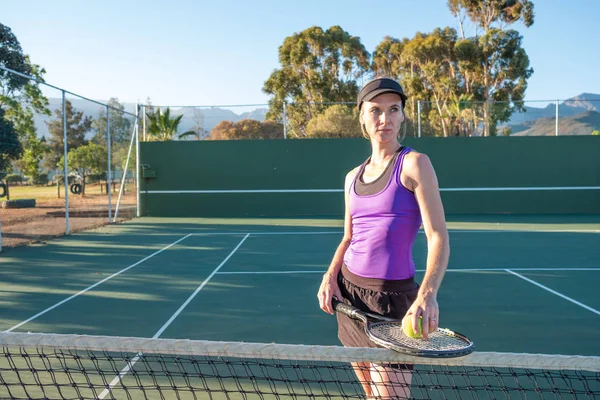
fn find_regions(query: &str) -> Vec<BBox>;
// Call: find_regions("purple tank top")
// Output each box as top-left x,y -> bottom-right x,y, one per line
343,147 -> 422,280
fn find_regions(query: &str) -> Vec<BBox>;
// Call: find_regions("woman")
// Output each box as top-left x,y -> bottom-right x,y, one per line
317,77 -> 449,399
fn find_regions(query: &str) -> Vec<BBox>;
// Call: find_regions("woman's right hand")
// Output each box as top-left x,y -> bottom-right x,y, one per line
317,272 -> 343,315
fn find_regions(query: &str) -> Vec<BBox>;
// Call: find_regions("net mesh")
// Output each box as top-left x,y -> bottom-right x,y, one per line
1,332 -> 598,400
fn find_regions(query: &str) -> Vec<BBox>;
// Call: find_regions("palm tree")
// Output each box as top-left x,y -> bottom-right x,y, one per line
145,108 -> 196,141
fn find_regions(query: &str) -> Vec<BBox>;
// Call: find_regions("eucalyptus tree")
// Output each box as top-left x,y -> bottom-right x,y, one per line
263,26 -> 370,137
448,0 -> 535,135
372,29 -> 461,137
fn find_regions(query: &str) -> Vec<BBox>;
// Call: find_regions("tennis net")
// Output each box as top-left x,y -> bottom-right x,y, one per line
1,332 -> 598,399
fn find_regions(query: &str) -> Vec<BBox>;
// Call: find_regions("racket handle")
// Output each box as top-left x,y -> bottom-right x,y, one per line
331,297 -> 358,318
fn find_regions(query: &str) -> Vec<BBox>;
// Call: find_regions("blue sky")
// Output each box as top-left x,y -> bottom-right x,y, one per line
3,0 -> 599,107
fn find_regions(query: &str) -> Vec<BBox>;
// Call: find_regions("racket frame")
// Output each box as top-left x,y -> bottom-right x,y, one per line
332,298 -> 474,358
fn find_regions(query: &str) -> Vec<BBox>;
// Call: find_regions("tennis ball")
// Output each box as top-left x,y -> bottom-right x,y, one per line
402,315 -> 423,339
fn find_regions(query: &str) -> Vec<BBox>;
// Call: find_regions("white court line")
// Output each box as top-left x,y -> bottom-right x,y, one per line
192,231 -> 343,236
98,234 -> 250,399
506,270 -> 600,316
215,267 -> 600,275
441,267 -> 600,272
448,229 -> 600,233
188,229 -> 599,236
146,186 -> 600,194
5,234 -> 193,333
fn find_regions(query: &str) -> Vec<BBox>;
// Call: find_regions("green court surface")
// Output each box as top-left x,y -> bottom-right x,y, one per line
0,215 -> 599,398
1,215 -> 599,354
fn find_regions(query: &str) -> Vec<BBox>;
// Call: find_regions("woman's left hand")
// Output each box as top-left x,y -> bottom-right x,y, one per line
404,294 -> 439,339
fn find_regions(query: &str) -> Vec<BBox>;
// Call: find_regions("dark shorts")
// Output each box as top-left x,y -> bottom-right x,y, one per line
337,264 -> 419,369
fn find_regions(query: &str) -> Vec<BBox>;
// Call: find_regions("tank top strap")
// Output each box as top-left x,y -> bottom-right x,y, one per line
392,146 -> 412,185
349,159 -> 369,194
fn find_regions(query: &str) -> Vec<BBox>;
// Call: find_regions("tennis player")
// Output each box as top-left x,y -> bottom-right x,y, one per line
317,77 -> 450,399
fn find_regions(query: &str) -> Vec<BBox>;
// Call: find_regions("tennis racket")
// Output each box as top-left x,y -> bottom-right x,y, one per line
332,298 -> 474,358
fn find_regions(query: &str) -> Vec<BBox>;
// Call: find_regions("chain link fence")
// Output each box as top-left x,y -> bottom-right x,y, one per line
2,64 -> 598,249
137,98 -> 599,141
0,66 -> 139,251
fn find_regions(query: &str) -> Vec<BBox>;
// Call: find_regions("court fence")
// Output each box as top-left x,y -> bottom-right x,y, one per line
0,66 -> 139,251
1,66 -> 599,249
139,97 -> 600,140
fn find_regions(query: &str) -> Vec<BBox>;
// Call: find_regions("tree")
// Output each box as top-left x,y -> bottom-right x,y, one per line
91,98 -> 133,172
0,108 -> 22,180
263,26 -> 370,137
210,119 -> 284,140
14,134 -> 48,181
0,23 -> 33,93
592,130 -> 600,136
188,108 -> 208,140
58,142 -> 107,195
44,100 -> 92,169
0,23 -> 49,177
447,0 -> 534,34
404,28 -> 461,137
91,98 -> 132,146
145,107 -> 195,141
448,0 -> 535,135
371,29 -> 462,137
306,105 -> 361,138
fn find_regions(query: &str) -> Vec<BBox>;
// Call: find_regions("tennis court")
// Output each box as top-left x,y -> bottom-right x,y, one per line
2,214 -> 599,354
1,214 -> 599,399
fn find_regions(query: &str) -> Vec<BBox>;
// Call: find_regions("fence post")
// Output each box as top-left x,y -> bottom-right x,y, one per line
142,105 -> 146,142
62,91 -> 70,235
555,99 -> 559,136
283,103 -> 287,139
136,104 -> 141,218
107,105 -> 113,222
417,100 -> 422,138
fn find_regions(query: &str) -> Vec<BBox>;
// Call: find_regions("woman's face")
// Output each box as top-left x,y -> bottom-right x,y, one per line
360,92 -> 404,143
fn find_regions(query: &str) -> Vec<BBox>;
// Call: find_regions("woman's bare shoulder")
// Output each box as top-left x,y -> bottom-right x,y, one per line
346,165 -> 361,180
404,150 -> 432,172
344,166 -> 361,189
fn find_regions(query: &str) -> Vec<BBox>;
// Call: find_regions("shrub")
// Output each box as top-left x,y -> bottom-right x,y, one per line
32,173 -> 49,186
5,174 -> 24,184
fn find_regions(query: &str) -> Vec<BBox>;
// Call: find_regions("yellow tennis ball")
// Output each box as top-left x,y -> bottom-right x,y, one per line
402,315 -> 423,338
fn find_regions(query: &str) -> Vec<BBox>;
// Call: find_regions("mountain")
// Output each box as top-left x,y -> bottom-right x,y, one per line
563,93 -> 600,111
511,110 -> 600,136
33,98 -> 268,140
507,93 -> 600,126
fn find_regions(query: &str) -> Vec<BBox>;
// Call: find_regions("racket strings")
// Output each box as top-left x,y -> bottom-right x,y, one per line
369,323 -> 471,351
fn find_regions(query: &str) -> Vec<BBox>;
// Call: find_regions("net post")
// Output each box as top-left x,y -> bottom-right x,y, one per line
62,90 -> 70,235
